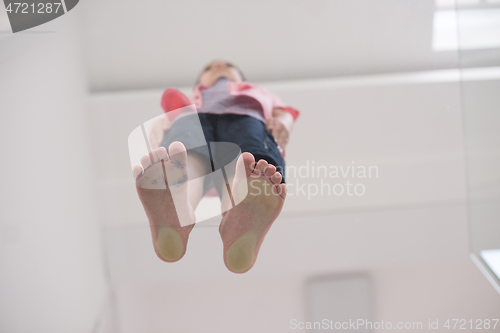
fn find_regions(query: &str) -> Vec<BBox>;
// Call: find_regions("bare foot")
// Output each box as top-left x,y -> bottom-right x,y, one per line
133,142 -> 196,262
219,153 -> 287,273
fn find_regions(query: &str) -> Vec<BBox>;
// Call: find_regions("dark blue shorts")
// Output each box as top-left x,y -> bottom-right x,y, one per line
160,113 -> 285,196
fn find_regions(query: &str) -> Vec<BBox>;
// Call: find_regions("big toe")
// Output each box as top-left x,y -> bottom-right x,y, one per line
236,152 -> 256,178
168,141 -> 187,165
232,153 -> 256,204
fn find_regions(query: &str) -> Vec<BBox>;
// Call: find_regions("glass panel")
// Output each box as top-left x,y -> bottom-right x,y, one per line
456,0 -> 500,291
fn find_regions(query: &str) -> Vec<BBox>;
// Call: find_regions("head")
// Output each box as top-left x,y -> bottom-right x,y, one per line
197,60 -> 246,88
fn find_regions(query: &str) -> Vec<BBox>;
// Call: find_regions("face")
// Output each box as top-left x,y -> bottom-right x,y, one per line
198,60 -> 243,87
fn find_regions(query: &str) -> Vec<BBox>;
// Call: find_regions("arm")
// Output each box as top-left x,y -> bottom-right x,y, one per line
266,107 -> 295,152
259,87 -> 300,153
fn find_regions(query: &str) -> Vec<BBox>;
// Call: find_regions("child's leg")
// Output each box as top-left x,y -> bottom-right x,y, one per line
133,142 -> 209,262
218,152 -> 286,273
134,112 -> 215,262
213,115 -> 287,273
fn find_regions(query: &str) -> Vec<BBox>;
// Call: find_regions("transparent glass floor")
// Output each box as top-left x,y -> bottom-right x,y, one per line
88,2 -> 500,332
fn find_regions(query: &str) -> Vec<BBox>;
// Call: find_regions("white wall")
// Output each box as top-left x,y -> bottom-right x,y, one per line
105,258 -> 500,333
102,205 -> 500,332
80,0 -> 459,92
0,14 -> 106,333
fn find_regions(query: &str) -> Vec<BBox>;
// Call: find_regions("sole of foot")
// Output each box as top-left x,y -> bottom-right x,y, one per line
133,142 -> 196,262
219,153 -> 286,274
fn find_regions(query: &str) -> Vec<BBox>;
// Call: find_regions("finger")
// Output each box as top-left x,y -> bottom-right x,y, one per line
277,145 -> 284,156
280,139 -> 288,151
266,119 -> 275,130
279,132 -> 289,147
272,127 -> 281,140
277,133 -> 288,150
275,135 -> 282,149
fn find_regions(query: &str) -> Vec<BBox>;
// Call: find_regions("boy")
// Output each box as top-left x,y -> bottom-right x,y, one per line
133,61 -> 299,273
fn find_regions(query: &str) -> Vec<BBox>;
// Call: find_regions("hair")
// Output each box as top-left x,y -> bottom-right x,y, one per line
194,60 -> 246,87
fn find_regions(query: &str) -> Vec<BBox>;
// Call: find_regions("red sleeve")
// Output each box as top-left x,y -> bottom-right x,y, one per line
266,89 -> 300,121
278,106 -> 300,121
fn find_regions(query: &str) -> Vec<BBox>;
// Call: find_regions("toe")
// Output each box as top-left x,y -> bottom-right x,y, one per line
264,164 -> 276,177
149,150 -> 159,163
242,152 -> 256,175
132,165 -> 143,180
168,141 -> 187,165
253,160 -> 268,177
235,152 -> 255,179
232,153 -> 256,205
273,183 -> 287,199
270,171 -> 282,184
140,155 -> 152,169
156,147 -> 168,161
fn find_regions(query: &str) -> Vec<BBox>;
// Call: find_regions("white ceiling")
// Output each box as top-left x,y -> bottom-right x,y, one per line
79,0 -> 460,92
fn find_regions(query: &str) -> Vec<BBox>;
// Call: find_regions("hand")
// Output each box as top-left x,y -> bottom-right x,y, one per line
265,109 -> 294,151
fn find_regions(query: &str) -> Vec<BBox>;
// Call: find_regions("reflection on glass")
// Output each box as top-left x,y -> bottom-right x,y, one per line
457,0 -> 500,292
481,249 -> 500,280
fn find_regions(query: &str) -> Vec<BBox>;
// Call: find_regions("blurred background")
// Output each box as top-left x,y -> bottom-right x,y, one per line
1,0 -> 500,332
